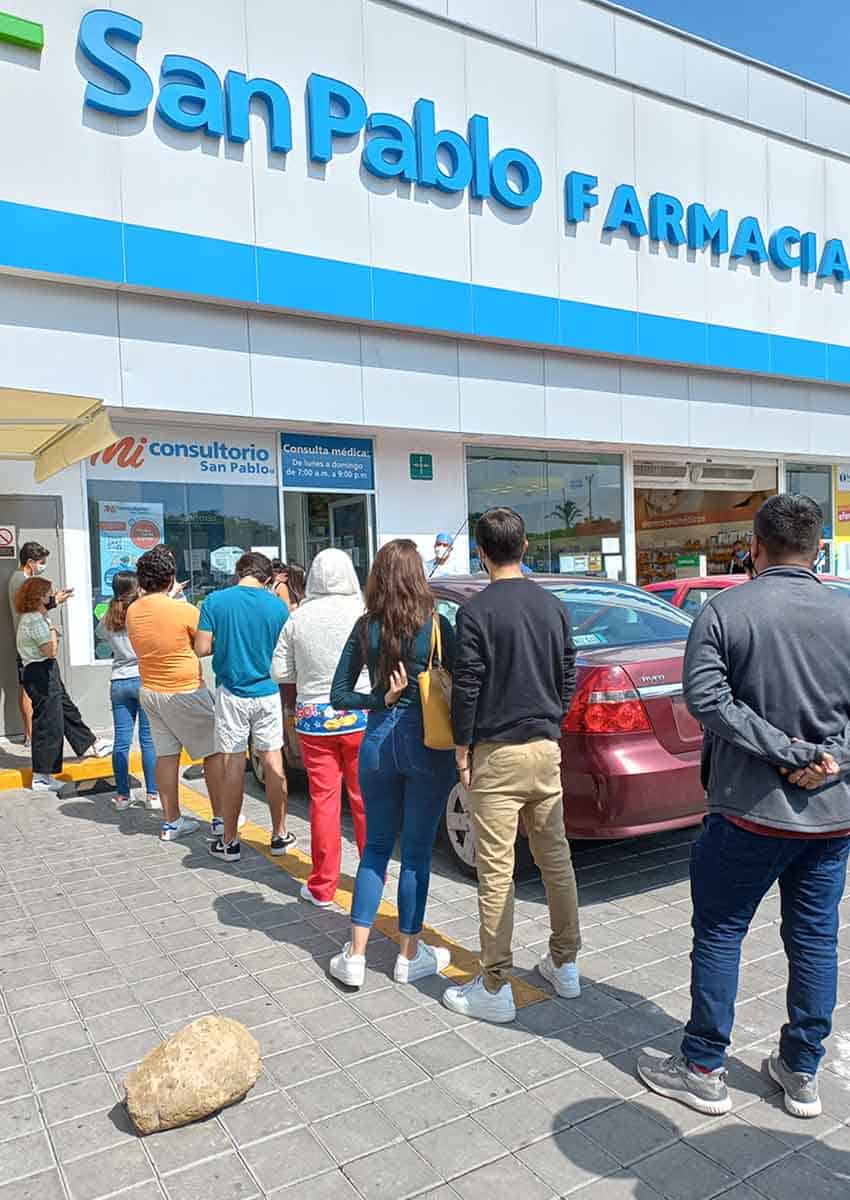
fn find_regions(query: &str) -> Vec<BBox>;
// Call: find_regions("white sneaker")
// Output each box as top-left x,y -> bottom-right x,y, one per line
300,883 -> 333,908
538,953 -> 581,999
442,975 -> 516,1023
394,942 -> 451,984
84,738 -> 112,758
207,814 -> 246,841
329,943 -> 366,988
31,774 -> 63,794
113,795 -> 133,811
160,815 -> 200,842
143,793 -> 162,812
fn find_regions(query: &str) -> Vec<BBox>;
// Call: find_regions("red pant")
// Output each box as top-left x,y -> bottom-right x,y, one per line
300,731 -> 366,902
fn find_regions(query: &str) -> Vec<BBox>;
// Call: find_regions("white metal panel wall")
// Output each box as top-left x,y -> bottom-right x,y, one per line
5,276 -> 850,460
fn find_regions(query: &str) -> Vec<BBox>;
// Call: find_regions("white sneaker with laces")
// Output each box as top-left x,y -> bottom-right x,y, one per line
113,795 -> 132,811
300,883 -> 333,908
207,814 -> 246,841
394,942 -> 451,984
160,815 -> 200,842
442,975 -> 516,1023
329,943 -> 366,988
84,738 -> 112,758
31,774 -> 63,794
538,953 -> 581,998
143,792 -> 162,811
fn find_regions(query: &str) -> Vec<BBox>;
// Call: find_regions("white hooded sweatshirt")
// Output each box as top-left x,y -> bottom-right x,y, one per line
271,548 -> 365,708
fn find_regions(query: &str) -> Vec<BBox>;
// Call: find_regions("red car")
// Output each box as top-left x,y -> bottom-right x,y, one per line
429,577 -> 703,873
255,576 -> 704,876
646,573 -> 850,616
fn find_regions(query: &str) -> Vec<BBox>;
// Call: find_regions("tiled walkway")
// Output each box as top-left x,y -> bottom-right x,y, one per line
1,770 -> 849,1200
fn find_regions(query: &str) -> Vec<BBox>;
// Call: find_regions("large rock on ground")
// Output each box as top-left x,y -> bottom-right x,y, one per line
125,1016 -> 261,1135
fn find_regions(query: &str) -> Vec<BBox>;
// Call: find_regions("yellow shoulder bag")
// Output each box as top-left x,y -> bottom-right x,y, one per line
418,614 -> 454,750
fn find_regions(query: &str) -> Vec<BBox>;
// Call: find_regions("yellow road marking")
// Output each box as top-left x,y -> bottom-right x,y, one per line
178,781 -> 546,1009
0,750 -> 195,791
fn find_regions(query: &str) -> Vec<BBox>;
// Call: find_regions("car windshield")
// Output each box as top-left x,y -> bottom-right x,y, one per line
547,583 -> 693,649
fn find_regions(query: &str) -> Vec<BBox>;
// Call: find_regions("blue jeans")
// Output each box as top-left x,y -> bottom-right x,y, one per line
682,814 -> 850,1075
350,706 -> 456,936
111,677 -> 157,797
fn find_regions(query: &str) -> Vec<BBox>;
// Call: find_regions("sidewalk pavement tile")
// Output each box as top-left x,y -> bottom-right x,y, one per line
242,1125 -> 334,1190
451,1155 -> 553,1200
0,1130 -> 52,1186
343,1141 -> 441,1200
63,1140 -> 155,1200
0,1168 -> 66,1200
161,1151 -> 259,1200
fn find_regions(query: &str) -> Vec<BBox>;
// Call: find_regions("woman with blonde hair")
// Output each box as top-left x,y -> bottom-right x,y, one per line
272,549 -> 367,905
328,539 -> 456,988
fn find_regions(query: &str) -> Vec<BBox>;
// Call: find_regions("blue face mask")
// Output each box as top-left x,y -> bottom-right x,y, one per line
735,549 -> 747,560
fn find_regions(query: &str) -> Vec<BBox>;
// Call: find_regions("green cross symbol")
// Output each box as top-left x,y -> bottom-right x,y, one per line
0,11 -> 44,51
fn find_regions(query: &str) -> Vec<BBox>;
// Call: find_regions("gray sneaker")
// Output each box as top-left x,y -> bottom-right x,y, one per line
636,1052 -> 732,1115
767,1050 -> 822,1118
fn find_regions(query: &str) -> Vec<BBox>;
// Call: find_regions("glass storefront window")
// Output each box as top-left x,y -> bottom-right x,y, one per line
466,448 -> 624,576
283,492 -> 374,585
87,479 -> 280,657
787,464 -> 833,573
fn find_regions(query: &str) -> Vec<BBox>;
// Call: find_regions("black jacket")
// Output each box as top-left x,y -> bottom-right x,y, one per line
451,578 -> 576,746
684,566 -> 850,832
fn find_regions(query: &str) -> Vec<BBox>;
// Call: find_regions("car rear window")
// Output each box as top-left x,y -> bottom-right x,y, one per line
547,584 -> 692,649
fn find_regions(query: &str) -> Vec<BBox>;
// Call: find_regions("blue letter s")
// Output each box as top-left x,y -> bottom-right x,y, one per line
78,9 -> 153,117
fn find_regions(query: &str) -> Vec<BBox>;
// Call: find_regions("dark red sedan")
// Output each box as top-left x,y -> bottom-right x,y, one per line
257,576 -> 704,876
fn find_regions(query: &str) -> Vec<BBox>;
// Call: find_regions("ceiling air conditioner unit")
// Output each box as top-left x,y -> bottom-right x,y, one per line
633,461 -> 690,487
690,464 -> 758,489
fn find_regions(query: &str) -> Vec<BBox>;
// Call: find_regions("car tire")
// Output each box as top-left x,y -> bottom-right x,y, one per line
443,780 -> 478,878
441,779 -> 533,879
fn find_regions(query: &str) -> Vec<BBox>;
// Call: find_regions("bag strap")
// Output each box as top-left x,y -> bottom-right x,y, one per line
428,612 -> 442,670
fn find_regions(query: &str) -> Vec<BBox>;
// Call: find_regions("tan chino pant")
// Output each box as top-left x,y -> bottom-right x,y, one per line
466,739 -> 581,993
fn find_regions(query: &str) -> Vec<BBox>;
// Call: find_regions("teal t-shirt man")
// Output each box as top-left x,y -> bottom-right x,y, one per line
198,577 -> 288,697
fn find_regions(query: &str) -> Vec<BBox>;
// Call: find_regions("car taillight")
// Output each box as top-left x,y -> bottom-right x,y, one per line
564,665 -> 652,735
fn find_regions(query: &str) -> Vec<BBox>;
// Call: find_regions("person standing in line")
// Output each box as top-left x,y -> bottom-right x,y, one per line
443,507 -> 581,1024
15,578 -> 106,792
638,494 -> 850,1120
271,548 -> 367,907
423,532 -> 461,579
96,571 -> 159,812
328,540 -> 457,988
193,552 -> 292,864
126,547 -> 223,842
8,541 -> 87,749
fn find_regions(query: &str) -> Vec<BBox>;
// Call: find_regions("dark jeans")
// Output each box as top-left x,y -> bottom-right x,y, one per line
350,706 -> 456,936
23,659 -> 96,776
682,814 -> 850,1075
111,677 -> 156,796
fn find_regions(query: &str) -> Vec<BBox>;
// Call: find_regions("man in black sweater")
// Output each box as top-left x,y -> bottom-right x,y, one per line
443,508 -> 580,1023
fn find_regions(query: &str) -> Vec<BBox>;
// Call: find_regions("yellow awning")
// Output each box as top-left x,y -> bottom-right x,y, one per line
0,389 -> 117,483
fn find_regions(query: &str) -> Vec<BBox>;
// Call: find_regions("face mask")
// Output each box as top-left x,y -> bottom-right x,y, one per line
31,562 -> 47,576
735,550 -> 747,560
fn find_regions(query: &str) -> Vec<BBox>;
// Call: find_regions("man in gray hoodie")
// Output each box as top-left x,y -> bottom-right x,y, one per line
638,494 -> 850,1120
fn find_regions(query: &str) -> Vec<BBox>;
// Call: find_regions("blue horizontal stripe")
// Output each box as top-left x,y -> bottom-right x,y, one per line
0,200 -> 123,283
473,284 -> 558,344
1,197 -> 848,388
373,268 -> 472,334
258,248 -> 371,321
125,225 -> 256,304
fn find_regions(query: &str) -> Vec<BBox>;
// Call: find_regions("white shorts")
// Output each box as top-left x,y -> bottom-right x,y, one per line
140,687 -> 216,761
214,687 -> 283,754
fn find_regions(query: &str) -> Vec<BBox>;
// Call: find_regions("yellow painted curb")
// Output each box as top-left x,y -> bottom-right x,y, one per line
178,781 -> 547,1010
0,749 -> 196,791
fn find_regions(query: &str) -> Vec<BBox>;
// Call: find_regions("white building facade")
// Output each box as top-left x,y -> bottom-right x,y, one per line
3,0 -> 850,729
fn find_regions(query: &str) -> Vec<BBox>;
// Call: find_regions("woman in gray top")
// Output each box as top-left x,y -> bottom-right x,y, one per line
96,572 -> 159,810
